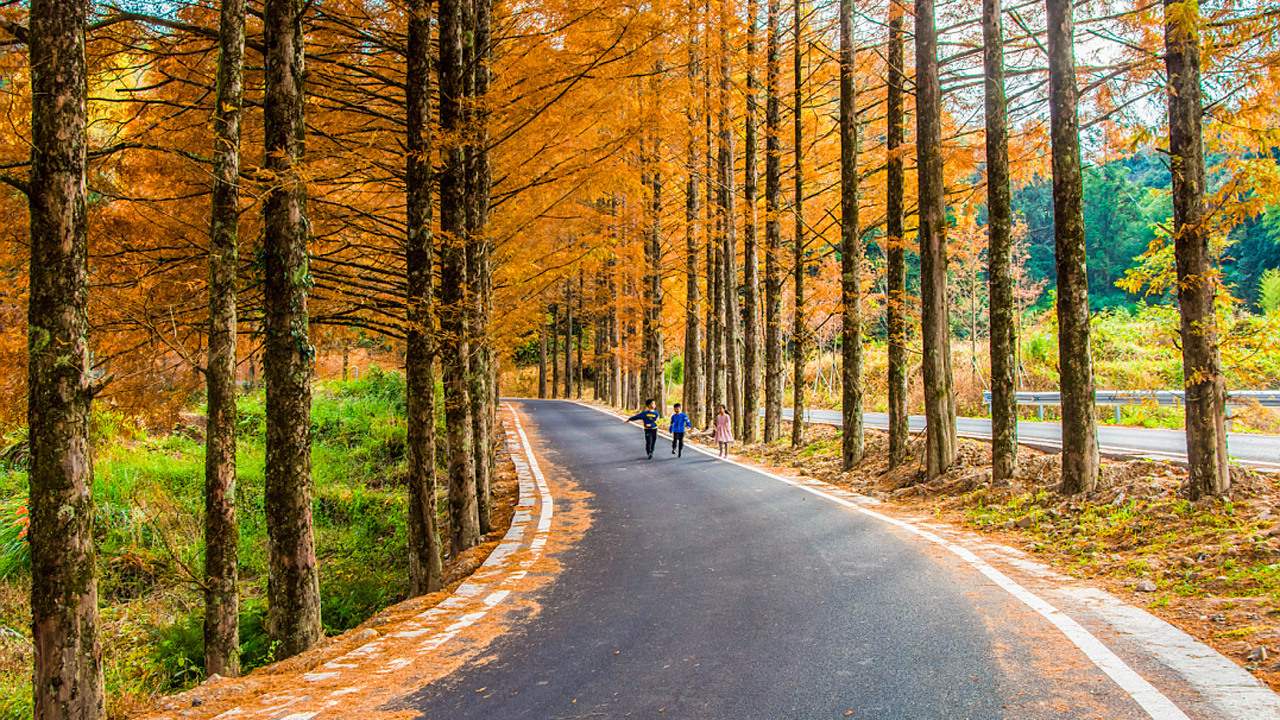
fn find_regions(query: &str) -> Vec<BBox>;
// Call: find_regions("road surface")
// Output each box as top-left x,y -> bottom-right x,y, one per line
780,408 -> 1280,469
396,400 -> 1277,719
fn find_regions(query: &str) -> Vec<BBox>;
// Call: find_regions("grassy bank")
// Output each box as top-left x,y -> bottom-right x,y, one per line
0,368 -> 448,719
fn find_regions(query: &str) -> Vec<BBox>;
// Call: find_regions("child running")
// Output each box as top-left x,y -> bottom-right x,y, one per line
624,399 -> 661,459
668,403 -> 693,457
714,404 -> 733,457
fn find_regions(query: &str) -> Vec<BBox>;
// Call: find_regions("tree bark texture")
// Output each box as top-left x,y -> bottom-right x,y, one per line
717,3 -> 741,436
550,302 -> 559,398
764,0 -> 784,443
839,0 -> 864,470
466,0 -> 495,534
439,0 -> 480,553
563,279 -> 574,400
609,252 -> 621,405
643,162 -> 664,408
886,0 -> 909,467
684,11 -> 704,425
742,0 -> 762,444
405,0 -> 445,596
1165,0 -> 1229,498
262,0 -> 322,659
915,0 -> 957,479
984,0 -> 1018,485
791,0 -> 807,448
204,0 -> 245,678
704,21 -> 721,428
539,314 -> 548,398
27,1 -> 106,715
1046,0 -> 1099,494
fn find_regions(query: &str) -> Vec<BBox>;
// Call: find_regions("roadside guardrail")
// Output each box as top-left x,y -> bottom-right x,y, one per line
982,390 -> 1280,429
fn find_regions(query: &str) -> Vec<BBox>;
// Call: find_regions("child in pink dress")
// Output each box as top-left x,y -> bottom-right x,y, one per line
714,404 -> 733,457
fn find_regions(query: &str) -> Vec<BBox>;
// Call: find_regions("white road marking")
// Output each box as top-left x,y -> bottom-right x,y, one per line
574,400 -> 1280,720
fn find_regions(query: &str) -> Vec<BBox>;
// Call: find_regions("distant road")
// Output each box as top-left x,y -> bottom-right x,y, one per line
780,408 -> 1280,469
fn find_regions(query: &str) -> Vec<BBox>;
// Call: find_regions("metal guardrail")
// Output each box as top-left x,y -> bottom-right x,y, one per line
982,389 -> 1280,426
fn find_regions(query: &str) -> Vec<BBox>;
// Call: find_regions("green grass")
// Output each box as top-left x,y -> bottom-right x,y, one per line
0,367 -> 447,714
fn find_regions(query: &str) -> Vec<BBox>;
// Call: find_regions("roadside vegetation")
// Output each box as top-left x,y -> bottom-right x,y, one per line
0,369 -> 445,719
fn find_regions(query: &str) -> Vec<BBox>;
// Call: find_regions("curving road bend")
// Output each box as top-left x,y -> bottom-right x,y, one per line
399,400 -> 1278,719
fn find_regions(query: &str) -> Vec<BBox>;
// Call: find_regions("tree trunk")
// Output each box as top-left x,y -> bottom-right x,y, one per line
717,3 -> 741,436
644,160 -> 665,409
439,0 -> 480,553
791,0 -> 807,448
539,313 -> 548,398
263,0 -> 321,658
704,17 -> 720,428
1166,0 -> 1228,498
204,0 -> 244,678
550,302 -> 559,398
564,279 -> 573,399
764,0 -> 784,443
466,0 -> 494,535
839,0 -> 863,470
610,252 -> 621,405
915,0 -> 957,479
406,0 -> 445,595
886,0 -> 909,467
27,1 -> 105,715
984,0 -> 1018,485
1046,0 -> 1099,494
684,9 -> 704,424
577,272 -> 585,399
741,0 -> 762,444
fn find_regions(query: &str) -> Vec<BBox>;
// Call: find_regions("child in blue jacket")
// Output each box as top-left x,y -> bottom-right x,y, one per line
668,403 -> 693,457
625,399 -> 661,459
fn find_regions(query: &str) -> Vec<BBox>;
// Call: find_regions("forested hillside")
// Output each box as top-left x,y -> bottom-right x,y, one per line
2,0 -> 1280,716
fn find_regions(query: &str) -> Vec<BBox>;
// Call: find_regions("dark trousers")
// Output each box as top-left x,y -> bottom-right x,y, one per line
644,428 -> 658,456
671,432 -> 685,455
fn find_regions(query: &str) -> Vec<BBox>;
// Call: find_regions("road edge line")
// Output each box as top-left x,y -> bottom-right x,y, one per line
571,399 -> 1280,720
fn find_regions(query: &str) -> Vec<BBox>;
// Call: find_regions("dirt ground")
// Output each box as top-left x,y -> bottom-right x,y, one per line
689,420 -> 1280,695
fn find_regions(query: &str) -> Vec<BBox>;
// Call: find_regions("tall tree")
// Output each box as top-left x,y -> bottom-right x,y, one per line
564,278 -> 573,399
439,0 -> 480,553
764,0 -> 784,442
550,301 -> 559,398
405,0 -> 444,595
27,0 -> 105,715
643,148 -> 665,409
1046,0 -> 1099,494
468,0 -> 495,535
704,6 -> 722,427
204,0 -> 245,678
576,272 -> 585,399
885,0 -> 909,467
718,0 -> 741,435
984,0 -> 1018,484
915,0 -> 957,479
1166,0 -> 1229,498
684,5 -> 704,425
262,0 -> 322,658
609,251 -> 621,405
791,0 -> 807,448
839,0 -> 864,469
539,312 -> 548,398
742,0 -> 762,444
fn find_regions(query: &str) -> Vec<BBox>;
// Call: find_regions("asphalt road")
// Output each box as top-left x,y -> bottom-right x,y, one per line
781,408 -> 1280,469
399,400 -> 1273,719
